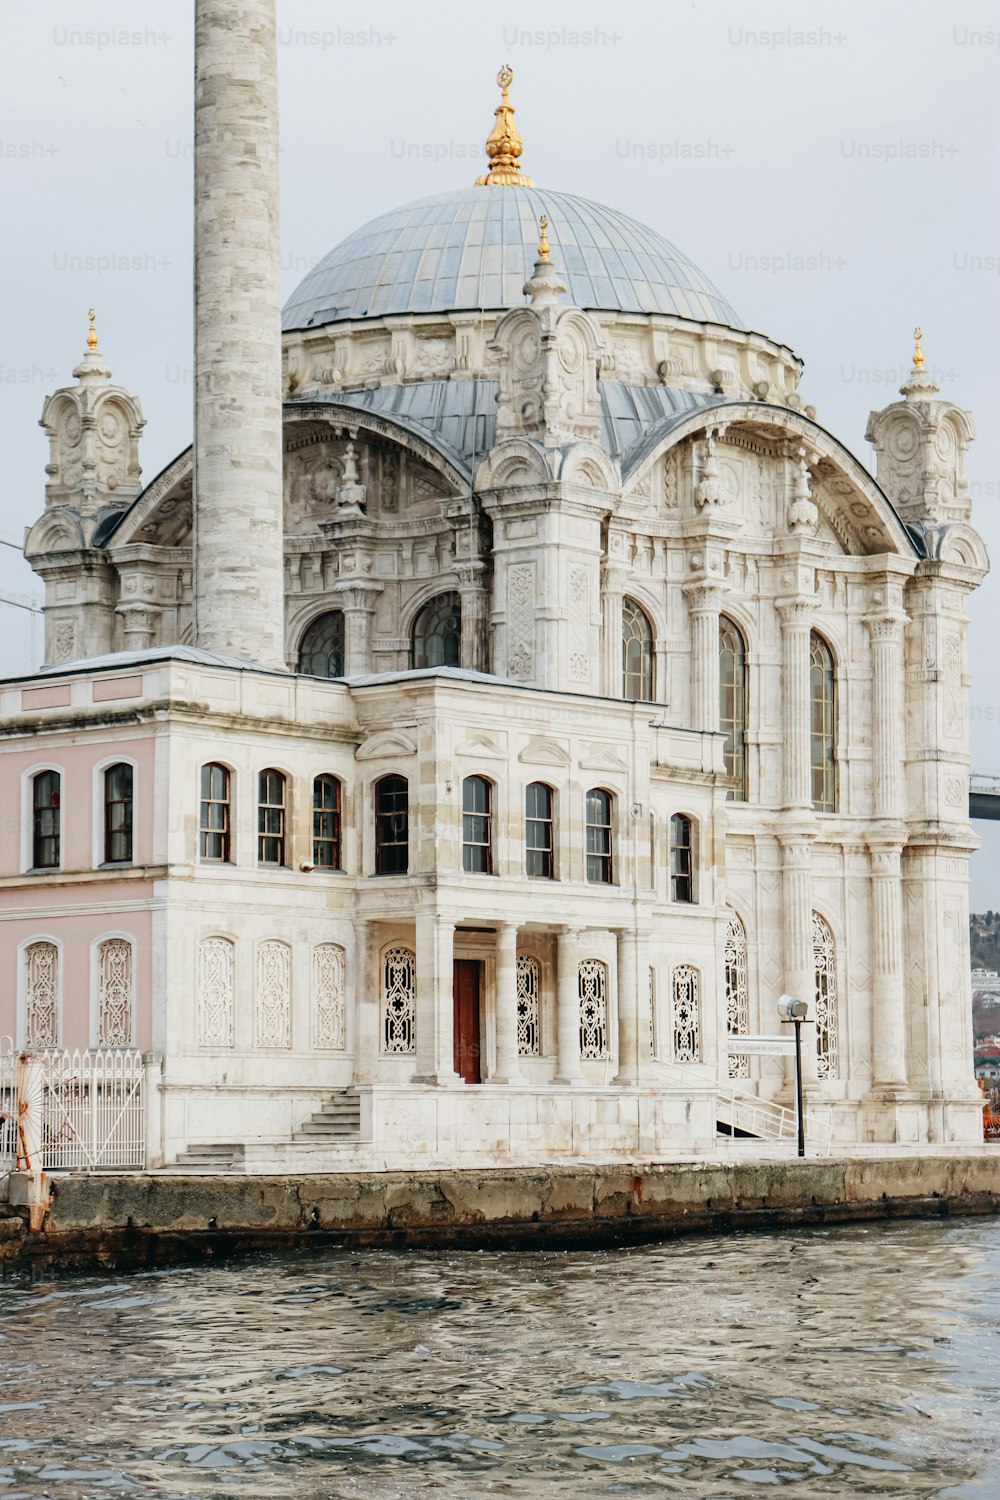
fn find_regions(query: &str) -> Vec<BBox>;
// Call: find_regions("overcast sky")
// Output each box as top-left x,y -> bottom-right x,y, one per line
2,0 -> 999,900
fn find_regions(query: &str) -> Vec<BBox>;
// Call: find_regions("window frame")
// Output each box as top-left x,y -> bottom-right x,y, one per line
622,596 -> 654,702
312,774 -> 343,871
585,787 -> 614,885
374,774 -> 409,876
411,591 -> 462,670
31,769 -> 61,871
719,616 -> 748,802
462,775 -> 494,874
525,781 -> 555,880
297,610 -> 346,679
199,762 -> 232,864
809,632 -> 837,813
670,812 -> 695,904
257,768 -> 288,868
102,761 -> 134,865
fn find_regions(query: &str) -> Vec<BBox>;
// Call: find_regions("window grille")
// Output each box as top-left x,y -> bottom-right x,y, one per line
197,937 -> 234,1047
24,941 -> 59,1048
672,964 -> 701,1062
812,912 -> 840,1078
97,938 -> 133,1047
382,946 -> 416,1053
578,958 -> 609,1059
516,954 -> 540,1056
255,940 -> 291,1048
724,911 -> 750,1079
313,943 -> 346,1050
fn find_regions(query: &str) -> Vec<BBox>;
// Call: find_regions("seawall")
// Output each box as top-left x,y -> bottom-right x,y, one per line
2,1153 -> 998,1272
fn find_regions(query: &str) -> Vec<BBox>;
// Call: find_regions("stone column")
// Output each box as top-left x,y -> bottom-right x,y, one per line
600,563 -> 628,697
456,561 -> 488,672
683,582 -> 726,733
777,599 -> 813,809
194,0 -> 286,667
116,604 -> 160,653
352,920 -> 380,1084
865,614 -> 906,819
779,835 -> 819,1083
330,579 -> 383,676
869,842 -> 908,1088
555,928 -> 582,1083
413,908 -> 458,1085
493,921 -> 522,1083
613,928 -> 644,1085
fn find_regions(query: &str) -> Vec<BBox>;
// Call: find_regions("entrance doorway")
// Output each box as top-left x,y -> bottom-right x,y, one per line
453,959 -> 482,1083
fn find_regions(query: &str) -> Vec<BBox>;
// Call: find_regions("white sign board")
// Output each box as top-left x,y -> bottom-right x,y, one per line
726,1034 -> 796,1057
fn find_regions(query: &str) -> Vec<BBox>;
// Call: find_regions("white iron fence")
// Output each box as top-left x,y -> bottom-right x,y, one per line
659,1059 -> 834,1155
0,1040 -> 145,1173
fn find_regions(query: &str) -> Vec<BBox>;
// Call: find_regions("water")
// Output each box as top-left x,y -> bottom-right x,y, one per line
1,1220 -> 999,1497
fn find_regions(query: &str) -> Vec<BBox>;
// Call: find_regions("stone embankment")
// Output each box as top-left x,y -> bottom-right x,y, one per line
1,1154 -> 998,1272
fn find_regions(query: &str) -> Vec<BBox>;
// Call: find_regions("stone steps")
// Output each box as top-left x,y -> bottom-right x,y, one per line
293,1092 -> 361,1141
165,1143 -> 247,1173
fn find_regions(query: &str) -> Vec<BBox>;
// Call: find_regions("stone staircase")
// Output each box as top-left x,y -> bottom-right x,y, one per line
293,1091 -> 362,1143
162,1092 -> 363,1173
166,1142 -> 247,1173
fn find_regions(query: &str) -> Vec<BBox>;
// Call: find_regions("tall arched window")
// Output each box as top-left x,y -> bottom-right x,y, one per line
257,769 -> 287,867
462,776 -> 493,873
103,763 -> 134,864
812,911 -> 839,1078
585,789 -> 613,884
724,911 -> 750,1079
297,611 -> 346,678
525,782 -> 554,879
412,592 -> 461,669
719,618 -> 747,801
32,771 -> 61,870
810,633 -> 837,812
375,775 -> 409,875
622,598 -> 653,701
312,775 -> 342,869
670,813 -> 694,903
199,764 -> 231,862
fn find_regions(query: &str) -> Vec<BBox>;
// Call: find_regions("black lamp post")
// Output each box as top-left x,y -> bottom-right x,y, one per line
777,993 -> 810,1157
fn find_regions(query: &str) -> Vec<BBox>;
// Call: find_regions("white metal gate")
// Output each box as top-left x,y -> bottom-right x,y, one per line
0,1037 -> 15,1172
0,1045 -> 145,1173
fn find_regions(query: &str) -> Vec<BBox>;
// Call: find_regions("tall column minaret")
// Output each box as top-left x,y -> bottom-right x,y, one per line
193,0 -> 285,666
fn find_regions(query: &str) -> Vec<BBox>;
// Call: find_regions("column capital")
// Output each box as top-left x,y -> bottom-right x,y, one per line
775,596 -> 816,629
455,559 -> 487,589
682,579 -> 728,614
863,613 -> 907,643
329,577 -> 384,613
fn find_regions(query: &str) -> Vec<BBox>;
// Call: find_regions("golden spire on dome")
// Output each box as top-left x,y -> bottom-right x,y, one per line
537,216 -> 551,261
87,307 -> 99,351
475,65 -> 535,187
912,325 -> 924,370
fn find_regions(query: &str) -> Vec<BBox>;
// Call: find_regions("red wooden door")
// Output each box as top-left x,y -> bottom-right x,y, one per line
453,959 -> 482,1084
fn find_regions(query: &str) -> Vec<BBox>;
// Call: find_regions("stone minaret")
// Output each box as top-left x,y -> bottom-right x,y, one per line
193,0 -> 285,666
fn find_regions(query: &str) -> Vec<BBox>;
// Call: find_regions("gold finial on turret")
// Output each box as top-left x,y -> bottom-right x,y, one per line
87,308 -> 98,351
537,216 -> 551,262
475,65 -> 536,187
912,326 -> 924,370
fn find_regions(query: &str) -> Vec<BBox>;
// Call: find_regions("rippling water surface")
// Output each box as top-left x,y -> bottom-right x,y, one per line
2,1219 -> 999,1496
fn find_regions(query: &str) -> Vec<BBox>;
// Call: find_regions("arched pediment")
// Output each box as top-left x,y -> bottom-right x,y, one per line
518,737 -> 572,767
475,438 -> 554,491
24,508 -> 86,559
355,730 -> 418,762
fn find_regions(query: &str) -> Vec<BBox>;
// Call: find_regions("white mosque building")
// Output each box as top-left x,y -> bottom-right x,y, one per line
0,4 -> 989,1170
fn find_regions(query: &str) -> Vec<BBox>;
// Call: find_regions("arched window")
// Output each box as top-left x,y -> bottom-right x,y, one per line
462,776 -> 493,873
32,770 -> 61,870
516,954 -> 540,1056
199,764 -> 231,862
24,940 -> 59,1048
103,763 -> 134,864
810,633 -> 837,812
719,618 -> 748,801
312,775 -> 342,869
724,911 -> 750,1079
670,814 -> 694,903
578,958 -> 609,1059
97,937 -> 133,1047
672,964 -> 701,1062
812,912 -> 839,1078
412,592 -> 461,669
585,789 -> 613,884
382,945 -> 416,1053
525,782 -> 554,879
257,769 -> 287,867
375,775 -> 409,875
297,611 -> 346,678
622,598 -> 654,701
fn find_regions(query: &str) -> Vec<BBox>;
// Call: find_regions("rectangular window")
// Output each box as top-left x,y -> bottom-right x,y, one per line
462,776 -> 493,874
258,770 -> 287,866
525,782 -> 554,879
585,789 -> 613,884
32,770 -> 61,869
199,764 -> 231,862
375,777 -> 409,875
104,763 -> 134,864
670,814 -> 694,903
312,775 -> 342,869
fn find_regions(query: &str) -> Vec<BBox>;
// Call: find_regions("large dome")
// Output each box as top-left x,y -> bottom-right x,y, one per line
282,186 -> 741,333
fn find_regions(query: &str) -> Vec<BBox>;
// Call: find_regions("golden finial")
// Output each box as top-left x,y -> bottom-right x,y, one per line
537,216 -> 551,262
475,65 -> 536,188
912,326 -> 924,370
87,308 -> 98,351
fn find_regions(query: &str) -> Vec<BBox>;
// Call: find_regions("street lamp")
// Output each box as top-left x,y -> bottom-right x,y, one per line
777,993 -> 809,1158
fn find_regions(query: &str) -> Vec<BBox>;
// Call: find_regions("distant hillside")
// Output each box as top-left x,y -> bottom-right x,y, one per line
970,911 -> 1000,970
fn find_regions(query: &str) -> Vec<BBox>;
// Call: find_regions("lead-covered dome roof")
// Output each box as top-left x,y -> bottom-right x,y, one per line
282,185 -> 741,333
